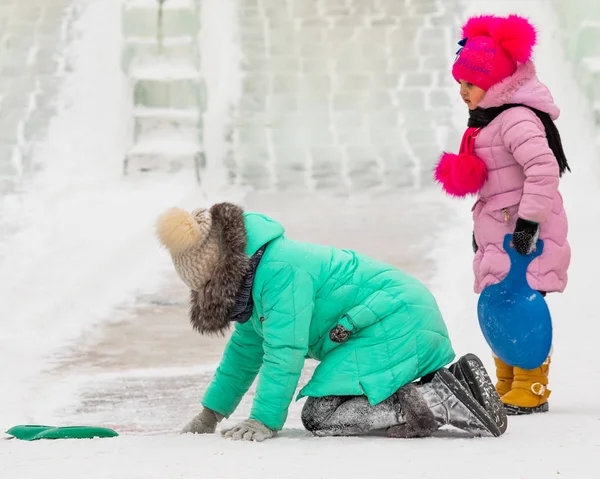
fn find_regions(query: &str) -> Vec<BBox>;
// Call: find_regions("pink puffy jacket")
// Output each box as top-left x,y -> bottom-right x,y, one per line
471,61 -> 570,294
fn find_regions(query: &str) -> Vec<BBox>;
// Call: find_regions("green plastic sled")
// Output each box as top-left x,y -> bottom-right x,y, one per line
5,425 -> 119,441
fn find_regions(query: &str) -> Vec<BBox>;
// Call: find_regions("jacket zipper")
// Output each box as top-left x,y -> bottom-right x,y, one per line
502,208 -> 510,222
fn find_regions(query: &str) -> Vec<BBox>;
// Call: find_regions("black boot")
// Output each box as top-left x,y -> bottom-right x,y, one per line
387,383 -> 438,438
418,368 -> 504,437
448,354 -> 508,435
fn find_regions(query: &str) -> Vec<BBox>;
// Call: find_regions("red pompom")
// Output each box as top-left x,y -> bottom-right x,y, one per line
462,15 -> 497,39
491,14 -> 537,63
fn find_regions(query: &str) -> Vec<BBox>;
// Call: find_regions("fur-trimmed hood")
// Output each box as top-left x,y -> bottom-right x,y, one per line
477,61 -> 560,120
188,203 -> 250,335
158,203 -> 285,336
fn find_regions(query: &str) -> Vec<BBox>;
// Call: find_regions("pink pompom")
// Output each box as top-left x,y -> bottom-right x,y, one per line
434,153 -> 462,197
451,154 -> 488,196
462,15 -> 497,39
435,152 -> 488,197
491,14 -> 537,63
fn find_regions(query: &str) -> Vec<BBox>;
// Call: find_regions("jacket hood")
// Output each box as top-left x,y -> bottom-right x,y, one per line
478,61 -> 560,120
244,212 -> 285,256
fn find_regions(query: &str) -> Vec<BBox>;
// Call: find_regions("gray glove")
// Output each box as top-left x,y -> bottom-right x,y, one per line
180,407 -> 224,434
221,419 -> 276,442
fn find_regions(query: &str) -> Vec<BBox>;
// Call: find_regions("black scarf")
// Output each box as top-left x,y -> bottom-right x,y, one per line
468,104 -> 571,177
230,245 -> 266,324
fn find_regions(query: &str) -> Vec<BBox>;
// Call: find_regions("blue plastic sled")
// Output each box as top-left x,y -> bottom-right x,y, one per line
477,234 -> 552,370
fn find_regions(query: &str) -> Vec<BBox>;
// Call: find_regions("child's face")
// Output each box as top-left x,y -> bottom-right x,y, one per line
459,80 -> 486,110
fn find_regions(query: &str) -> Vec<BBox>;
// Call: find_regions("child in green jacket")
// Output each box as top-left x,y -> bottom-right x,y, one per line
156,203 -> 506,441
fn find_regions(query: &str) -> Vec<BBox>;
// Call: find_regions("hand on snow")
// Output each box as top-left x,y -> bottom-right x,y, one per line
180,407 -> 223,434
221,419 -> 276,442
512,218 -> 540,255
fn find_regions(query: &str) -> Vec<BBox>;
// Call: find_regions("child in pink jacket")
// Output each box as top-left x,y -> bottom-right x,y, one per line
434,14 -> 571,415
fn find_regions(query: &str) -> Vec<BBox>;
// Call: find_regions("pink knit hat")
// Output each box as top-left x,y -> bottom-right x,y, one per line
452,15 -> 537,91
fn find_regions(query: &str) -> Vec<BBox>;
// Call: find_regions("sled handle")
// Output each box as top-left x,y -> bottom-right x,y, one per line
503,234 -> 544,261
501,234 -> 544,286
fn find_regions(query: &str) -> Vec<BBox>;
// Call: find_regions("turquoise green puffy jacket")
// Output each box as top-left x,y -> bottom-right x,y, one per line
201,212 -> 455,431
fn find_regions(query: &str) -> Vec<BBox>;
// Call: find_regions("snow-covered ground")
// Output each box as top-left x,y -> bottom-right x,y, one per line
2,0 -> 600,478
0,0 -> 234,428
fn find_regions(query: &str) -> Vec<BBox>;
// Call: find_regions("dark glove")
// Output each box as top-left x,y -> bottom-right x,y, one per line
512,218 -> 540,255
472,231 -> 478,253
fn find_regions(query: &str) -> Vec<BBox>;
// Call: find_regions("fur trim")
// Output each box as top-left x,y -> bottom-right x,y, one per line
491,15 -> 536,64
477,61 -> 537,109
189,202 -> 249,336
156,208 -> 212,254
462,15 -> 496,38
230,246 -> 266,324
435,153 -> 462,197
451,154 -> 488,196
435,152 -> 487,197
387,384 -> 438,438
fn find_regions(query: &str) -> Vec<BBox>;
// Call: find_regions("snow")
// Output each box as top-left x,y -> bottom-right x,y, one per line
2,0 -> 600,478
132,107 -> 201,120
199,0 -> 242,185
124,0 -> 197,10
125,36 -> 196,45
128,134 -> 202,155
0,0 -> 225,430
129,61 -> 201,80
2,428 -> 596,479
580,57 -> 600,71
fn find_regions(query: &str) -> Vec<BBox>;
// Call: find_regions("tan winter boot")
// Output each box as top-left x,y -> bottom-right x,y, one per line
501,357 -> 551,415
494,356 -> 513,397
